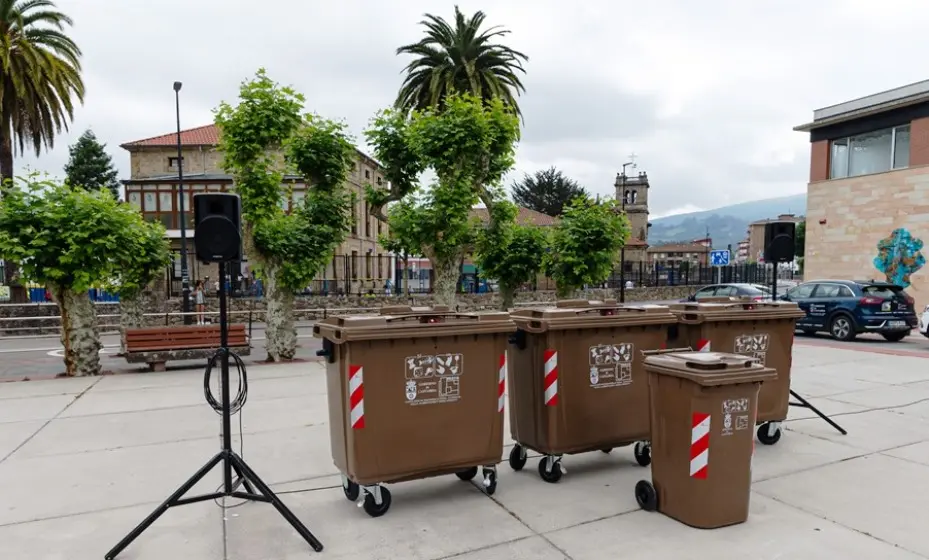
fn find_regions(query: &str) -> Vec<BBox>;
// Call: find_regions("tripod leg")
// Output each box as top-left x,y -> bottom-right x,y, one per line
790,390 -> 848,435
105,452 -> 224,560
230,454 -> 324,552
230,460 -> 256,494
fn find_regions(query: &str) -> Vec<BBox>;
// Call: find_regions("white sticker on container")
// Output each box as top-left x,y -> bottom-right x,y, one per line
734,333 -> 769,364
735,415 -> 750,431
588,343 -> 634,389
403,353 -> 463,406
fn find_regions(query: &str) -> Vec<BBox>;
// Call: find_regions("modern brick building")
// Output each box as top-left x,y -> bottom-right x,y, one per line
121,124 -> 390,294
795,79 -> 929,309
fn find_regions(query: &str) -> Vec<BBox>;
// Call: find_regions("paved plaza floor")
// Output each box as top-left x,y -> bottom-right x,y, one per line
1,342 -> 928,559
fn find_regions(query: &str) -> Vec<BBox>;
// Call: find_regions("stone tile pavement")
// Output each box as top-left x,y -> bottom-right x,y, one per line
0,344 -> 928,559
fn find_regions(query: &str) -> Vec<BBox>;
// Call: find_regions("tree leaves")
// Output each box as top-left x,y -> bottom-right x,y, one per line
545,197 -> 630,297
511,167 -> 588,217
63,129 -> 121,198
474,199 -> 547,307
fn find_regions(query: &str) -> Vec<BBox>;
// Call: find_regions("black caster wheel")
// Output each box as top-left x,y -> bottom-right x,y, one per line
601,448 -> 613,454
635,480 -> 658,512
509,444 -> 527,471
538,457 -> 563,483
633,441 -> 651,467
362,486 -> 392,518
757,423 -> 782,445
342,480 -> 359,501
482,468 -> 498,496
456,467 -> 479,481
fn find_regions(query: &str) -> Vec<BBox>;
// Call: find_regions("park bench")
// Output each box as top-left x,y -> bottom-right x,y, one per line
124,324 -> 251,372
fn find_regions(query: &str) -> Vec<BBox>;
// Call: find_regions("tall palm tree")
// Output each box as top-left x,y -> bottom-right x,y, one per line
0,0 -> 84,184
395,5 -> 528,116
0,0 -> 84,291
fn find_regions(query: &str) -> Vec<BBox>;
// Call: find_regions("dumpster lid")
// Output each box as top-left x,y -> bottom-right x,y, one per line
510,301 -> 676,332
313,307 -> 515,343
643,351 -> 777,386
670,300 -> 805,323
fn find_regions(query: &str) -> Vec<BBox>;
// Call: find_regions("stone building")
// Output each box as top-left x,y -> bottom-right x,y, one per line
646,242 -> 711,266
614,171 -> 651,267
120,124 -> 390,295
795,78 -> 929,310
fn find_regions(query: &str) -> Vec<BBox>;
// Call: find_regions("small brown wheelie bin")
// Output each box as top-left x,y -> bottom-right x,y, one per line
507,300 -> 678,483
668,301 -> 804,445
313,306 -> 515,517
635,351 -> 776,528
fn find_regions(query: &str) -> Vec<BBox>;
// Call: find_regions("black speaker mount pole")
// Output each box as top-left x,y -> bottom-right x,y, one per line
104,260 -> 324,559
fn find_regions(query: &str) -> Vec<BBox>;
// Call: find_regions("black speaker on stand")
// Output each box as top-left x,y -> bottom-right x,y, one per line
105,193 -> 324,559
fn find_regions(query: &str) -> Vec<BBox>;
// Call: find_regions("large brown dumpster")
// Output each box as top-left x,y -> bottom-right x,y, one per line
668,301 -> 804,445
507,300 -> 678,483
635,351 -> 776,528
313,306 -> 515,517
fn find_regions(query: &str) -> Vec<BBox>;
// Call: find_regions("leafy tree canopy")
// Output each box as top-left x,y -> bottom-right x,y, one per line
795,221 -> 805,258
545,196 -> 630,297
64,129 -> 121,198
511,166 -> 587,217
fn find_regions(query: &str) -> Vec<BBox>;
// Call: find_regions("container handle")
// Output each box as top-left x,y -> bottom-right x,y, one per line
641,347 -> 693,357
574,306 -> 646,316
683,358 -> 756,370
677,313 -> 705,324
384,313 -> 480,324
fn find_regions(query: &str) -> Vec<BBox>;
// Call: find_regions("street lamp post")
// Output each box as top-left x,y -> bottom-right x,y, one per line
174,81 -> 192,325
618,160 -> 636,303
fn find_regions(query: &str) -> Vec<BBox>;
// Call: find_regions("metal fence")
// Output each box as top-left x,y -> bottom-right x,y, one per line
162,256 -> 792,298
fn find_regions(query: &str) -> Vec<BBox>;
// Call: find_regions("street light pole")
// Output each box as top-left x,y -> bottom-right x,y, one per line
174,81 -> 192,325
618,160 -> 636,303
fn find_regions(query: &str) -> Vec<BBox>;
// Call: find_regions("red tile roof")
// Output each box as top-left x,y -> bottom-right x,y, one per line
470,206 -> 558,227
121,124 -> 220,149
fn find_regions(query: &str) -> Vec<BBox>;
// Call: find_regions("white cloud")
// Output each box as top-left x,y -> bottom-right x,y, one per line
14,0 -> 929,215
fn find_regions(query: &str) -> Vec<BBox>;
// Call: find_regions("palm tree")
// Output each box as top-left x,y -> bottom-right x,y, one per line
0,0 -> 85,184
0,0 -> 84,292
395,5 -> 528,116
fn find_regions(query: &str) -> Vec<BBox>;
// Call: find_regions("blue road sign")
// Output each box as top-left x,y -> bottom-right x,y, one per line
710,250 -> 730,267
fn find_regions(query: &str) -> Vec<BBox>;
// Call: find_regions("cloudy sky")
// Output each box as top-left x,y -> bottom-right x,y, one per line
16,0 -> 929,217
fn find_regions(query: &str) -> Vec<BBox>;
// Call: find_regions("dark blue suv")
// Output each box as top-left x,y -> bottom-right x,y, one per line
780,279 -> 918,342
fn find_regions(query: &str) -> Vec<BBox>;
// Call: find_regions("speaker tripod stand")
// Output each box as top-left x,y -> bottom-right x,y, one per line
105,261 -> 323,559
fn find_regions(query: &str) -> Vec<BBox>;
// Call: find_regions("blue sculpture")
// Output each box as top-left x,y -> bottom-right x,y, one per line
873,228 -> 925,288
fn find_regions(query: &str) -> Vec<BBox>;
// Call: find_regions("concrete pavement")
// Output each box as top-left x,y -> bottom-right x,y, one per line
1,342 -> 928,559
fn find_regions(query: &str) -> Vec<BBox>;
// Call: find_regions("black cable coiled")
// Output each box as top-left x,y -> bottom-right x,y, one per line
203,348 -> 249,415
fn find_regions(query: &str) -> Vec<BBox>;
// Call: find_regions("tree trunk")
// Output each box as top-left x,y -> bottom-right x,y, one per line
0,115 -> 13,187
264,264 -> 296,361
53,286 -> 102,377
119,291 -> 145,355
432,257 -> 460,308
499,285 -> 516,311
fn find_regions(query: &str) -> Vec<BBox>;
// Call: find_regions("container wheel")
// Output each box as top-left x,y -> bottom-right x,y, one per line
508,444 -> 527,471
482,467 -> 498,496
538,457 -> 563,483
635,480 -> 658,512
633,441 -> 651,466
455,467 -> 479,481
601,448 -> 613,454
757,423 -> 782,445
342,479 -> 360,502
362,486 -> 392,518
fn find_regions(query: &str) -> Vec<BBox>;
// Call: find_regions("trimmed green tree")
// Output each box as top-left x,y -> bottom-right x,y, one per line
64,129 -> 121,198
795,220 -> 805,274
474,200 -> 548,309
366,93 -> 520,306
114,223 -> 171,354
511,167 -> 587,217
545,197 -> 630,298
214,70 -> 355,361
0,178 -> 169,376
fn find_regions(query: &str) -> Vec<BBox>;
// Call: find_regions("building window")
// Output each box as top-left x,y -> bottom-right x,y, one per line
351,202 -> 357,235
351,251 -> 358,279
364,169 -> 370,179
377,254 -> 384,278
364,202 -> 370,237
376,176 -> 383,186
366,253 -> 372,278
830,124 -> 910,179
168,157 -> 184,169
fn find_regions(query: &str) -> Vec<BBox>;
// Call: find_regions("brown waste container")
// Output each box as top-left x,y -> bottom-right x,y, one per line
635,351 -> 776,528
507,299 -> 678,483
668,301 -> 804,445
313,305 -> 515,517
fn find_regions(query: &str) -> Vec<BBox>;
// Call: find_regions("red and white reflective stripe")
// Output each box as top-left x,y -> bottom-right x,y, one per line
697,339 -> 711,352
498,353 -> 506,413
543,349 -> 559,406
690,412 -> 710,479
348,365 -> 365,430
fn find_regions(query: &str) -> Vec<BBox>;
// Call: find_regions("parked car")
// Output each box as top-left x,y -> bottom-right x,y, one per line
919,305 -> 929,338
682,283 -> 771,302
780,279 -> 917,342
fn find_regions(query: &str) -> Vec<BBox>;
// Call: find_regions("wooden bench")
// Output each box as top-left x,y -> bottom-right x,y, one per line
125,324 -> 251,372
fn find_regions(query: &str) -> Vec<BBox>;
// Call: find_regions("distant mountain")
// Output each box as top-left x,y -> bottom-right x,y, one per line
649,194 -> 806,250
